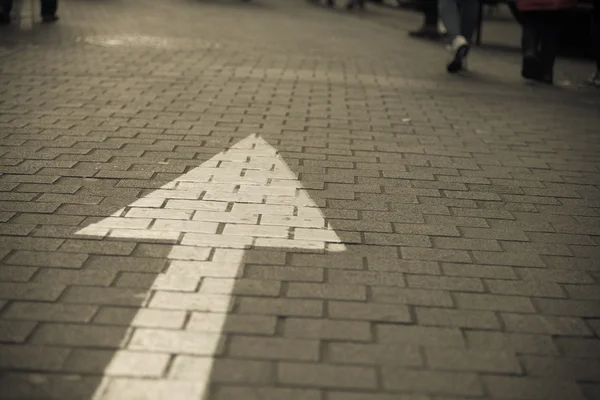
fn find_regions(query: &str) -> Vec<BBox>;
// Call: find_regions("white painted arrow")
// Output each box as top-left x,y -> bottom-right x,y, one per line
77,134 -> 346,400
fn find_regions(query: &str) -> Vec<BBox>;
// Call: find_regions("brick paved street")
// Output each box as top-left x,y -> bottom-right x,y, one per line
1,0 -> 600,399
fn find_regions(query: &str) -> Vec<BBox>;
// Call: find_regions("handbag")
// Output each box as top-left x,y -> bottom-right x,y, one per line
516,0 -> 577,11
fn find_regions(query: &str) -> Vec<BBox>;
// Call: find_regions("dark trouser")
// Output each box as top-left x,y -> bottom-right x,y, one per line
1,0 -> 12,15
521,10 -> 562,75
1,0 -> 57,16
593,0 -> 600,71
419,0 -> 439,27
41,0 -> 58,16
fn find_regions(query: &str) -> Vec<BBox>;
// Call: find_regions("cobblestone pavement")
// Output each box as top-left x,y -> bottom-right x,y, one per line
1,0 -> 600,399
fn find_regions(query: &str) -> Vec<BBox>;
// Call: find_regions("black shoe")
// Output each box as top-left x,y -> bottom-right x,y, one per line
346,0 -> 355,9
0,13 -> 10,25
41,14 -> 59,23
326,0 -> 334,6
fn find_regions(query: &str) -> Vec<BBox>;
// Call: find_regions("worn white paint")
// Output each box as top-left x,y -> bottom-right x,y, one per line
78,134 -> 345,399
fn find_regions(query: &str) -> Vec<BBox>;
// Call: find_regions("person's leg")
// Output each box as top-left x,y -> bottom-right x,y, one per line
440,0 -> 469,72
458,0 -> 480,44
439,0 -> 461,40
423,0 -> 439,27
537,10 -> 560,84
592,0 -> 600,73
1,0 -> 13,24
521,11 -> 542,80
40,0 -> 58,19
409,0 -> 441,38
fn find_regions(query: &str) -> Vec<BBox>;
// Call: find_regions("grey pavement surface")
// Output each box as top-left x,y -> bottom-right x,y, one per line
1,0 -> 600,399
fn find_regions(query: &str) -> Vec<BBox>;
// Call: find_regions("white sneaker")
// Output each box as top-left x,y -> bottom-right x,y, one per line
438,20 -> 447,35
447,35 -> 469,73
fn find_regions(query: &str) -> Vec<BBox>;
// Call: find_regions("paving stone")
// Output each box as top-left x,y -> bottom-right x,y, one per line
6,251 -> 88,269
0,345 -> 71,371
328,342 -> 422,366
516,268 -> 594,284
381,368 -> 483,396
286,283 -> 366,301
416,307 -> 501,329
554,337 -> 600,358
237,297 -> 323,317
228,336 -> 320,361
99,378 -> 206,400
425,348 -> 522,373
0,283 -> 65,301
501,241 -> 573,256
3,302 -> 97,323
0,373 -> 103,400
58,239 -> 137,256
0,224 -> 37,236
520,355 -> 600,381
0,237 -> 64,252
0,320 -> 37,343
453,293 -> 535,313
472,251 -> 545,267
33,268 -> 116,286
0,265 -> 37,282
278,362 -> 377,389
401,248 -> 472,263
285,317 -> 371,341
201,278 -> 281,296
129,328 -> 224,356
501,313 -> 593,336
533,298 -> 600,317
211,358 -> 276,384
485,279 -> 566,298
327,300 -> 411,322
245,265 -> 324,282
149,292 -> 232,313
565,284 -> 600,301
424,215 -> 489,228
214,387 -> 321,400
31,323 -> 128,348
465,331 -> 559,355
407,275 -> 484,292
85,255 -> 167,273
326,269 -> 405,287
114,272 -> 156,289
187,312 -> 276,335
104,350 -> 170,377
377,325 -> 465,347
62,285 -> 149,307
371,286 -> 454,307
441,263 -> 517,279
482,376 -> 586,400
327,393 -> 428,400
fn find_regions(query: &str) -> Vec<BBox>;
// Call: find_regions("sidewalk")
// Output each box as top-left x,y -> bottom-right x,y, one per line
1,1 -> 600,399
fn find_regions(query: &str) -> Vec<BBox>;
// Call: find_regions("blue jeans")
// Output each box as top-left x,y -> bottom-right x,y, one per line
439,0 -> 479,43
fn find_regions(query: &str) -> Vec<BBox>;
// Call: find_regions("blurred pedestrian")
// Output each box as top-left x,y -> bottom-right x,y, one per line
439,0 -> 479,72
346,0 -> 365,10
517,0 -> 575,84
409,0 -> 443,39
0,0 -> 58,25
0,0 -> 11,24
588,0 -> 600,86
